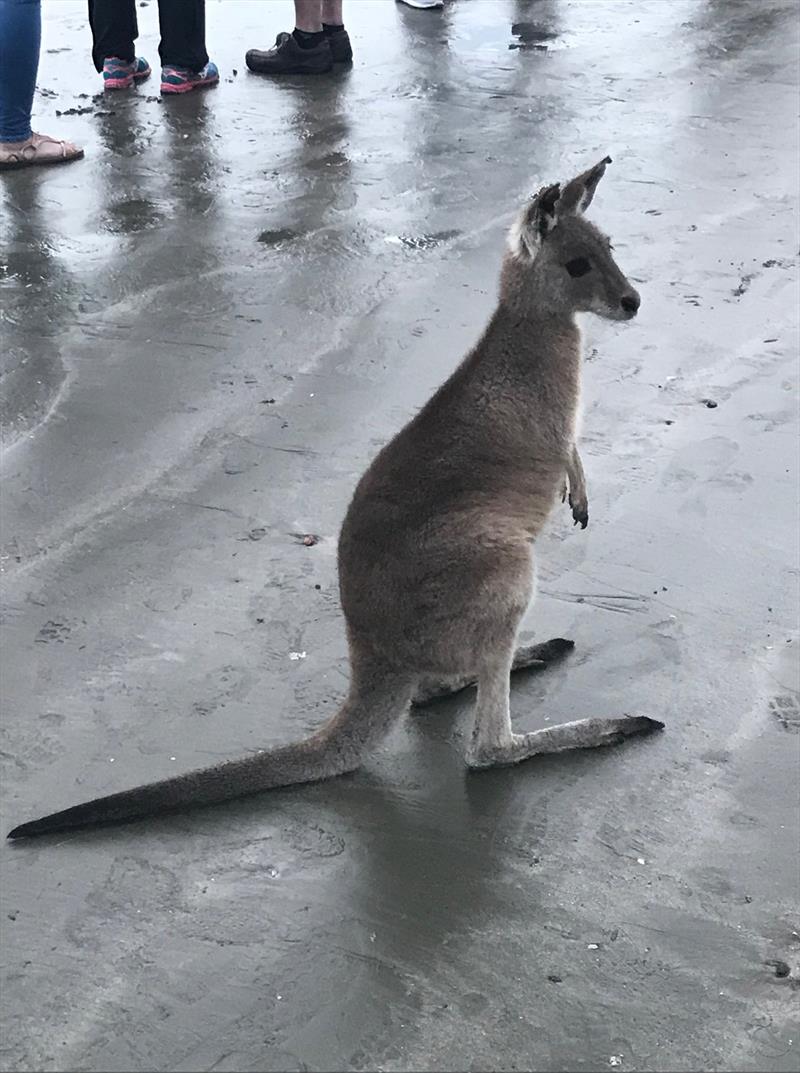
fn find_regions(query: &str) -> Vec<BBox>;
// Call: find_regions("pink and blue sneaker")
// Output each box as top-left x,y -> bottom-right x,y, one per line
160,61 -> 219,95
102,56 -> 151,91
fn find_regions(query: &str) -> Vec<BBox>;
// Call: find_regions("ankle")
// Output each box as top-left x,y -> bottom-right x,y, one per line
322,22 -> 345,33
292,26 -> 325,49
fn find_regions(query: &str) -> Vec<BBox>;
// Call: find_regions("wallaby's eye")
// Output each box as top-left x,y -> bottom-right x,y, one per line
565,257 -> 591,278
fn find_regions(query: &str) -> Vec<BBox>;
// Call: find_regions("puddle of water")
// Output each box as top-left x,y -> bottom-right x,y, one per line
101,198 -> 166,235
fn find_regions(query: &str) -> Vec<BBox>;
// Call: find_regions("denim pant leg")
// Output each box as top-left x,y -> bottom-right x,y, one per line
0,0 -> 41,142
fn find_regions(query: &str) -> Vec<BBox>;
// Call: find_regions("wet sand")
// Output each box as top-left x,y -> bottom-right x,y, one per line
1,2 -> 798,1070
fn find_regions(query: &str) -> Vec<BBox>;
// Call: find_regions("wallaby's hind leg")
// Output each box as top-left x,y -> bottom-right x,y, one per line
412,673 -> 475,707
468,713 -> 663,769
412,637 -> 574,707
466,647 -> 663,770
465,648 -> 518,765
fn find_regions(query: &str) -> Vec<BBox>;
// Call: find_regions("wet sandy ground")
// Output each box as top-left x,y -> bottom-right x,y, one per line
1,1 -> 799,1070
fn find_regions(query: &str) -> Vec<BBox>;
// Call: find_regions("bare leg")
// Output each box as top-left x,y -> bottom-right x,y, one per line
321,0 -> 343,23
563,443 -> 588,529
294,0 -> 324,32
412,637 -> 574,706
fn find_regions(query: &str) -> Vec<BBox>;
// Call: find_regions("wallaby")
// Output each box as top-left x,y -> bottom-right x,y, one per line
8,156 -> 662,840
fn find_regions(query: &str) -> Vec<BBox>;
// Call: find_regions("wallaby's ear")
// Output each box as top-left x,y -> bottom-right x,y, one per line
558,155 -> 612,215
507,182 -> 561,260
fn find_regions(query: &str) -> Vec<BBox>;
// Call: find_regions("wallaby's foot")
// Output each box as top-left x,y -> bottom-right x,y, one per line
512,637 -> 574,670
412,637 -> 574,707
466,715 -> 664,769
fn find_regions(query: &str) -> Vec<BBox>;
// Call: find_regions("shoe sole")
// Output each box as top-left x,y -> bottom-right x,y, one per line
0,149 -> 84,172
104,69 -> 150,91
161,77 -> 219,94
246,63 -> 333,75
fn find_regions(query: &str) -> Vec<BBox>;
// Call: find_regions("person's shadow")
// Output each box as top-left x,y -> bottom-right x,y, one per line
92,88 -> 221,241
253,66 -> 355,245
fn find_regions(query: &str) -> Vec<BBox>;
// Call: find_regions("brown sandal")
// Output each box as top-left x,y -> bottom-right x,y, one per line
0,131 -> 84,172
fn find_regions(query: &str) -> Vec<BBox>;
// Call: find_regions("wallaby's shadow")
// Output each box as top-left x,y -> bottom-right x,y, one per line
12,696 -> 548,946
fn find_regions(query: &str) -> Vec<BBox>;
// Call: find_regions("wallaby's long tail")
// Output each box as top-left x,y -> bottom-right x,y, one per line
8,671 -> 412,839
7,735 -> 342,839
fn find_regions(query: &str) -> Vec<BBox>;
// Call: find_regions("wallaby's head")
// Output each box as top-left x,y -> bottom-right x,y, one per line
503,156 -> 640,321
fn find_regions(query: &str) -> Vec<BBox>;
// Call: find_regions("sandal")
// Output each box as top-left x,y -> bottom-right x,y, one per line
0,132 -> 84,172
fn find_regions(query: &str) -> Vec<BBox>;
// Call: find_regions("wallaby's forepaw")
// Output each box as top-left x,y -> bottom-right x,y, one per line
569,492 -> 588,529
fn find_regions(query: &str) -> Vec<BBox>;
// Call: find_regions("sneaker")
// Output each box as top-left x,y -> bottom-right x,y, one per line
327,28 -> 353,64
245,32 -> 333,75
396,0 -> 444,8
161,60 -> 220,95
103,55 -> 151,91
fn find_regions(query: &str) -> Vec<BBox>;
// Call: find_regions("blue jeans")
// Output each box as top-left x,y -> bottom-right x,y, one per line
0,0 -> 40,142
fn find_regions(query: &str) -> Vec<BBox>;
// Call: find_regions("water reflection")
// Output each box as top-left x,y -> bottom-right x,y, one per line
0,178 -> 76,446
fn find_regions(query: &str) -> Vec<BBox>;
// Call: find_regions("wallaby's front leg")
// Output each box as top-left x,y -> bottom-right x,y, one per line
564,444 -> 588,529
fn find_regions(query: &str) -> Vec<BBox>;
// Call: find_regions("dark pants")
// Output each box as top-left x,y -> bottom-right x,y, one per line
88,0 -> 208,73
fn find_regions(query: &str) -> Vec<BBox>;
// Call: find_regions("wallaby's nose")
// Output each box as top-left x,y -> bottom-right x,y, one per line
621,292 -> 641,316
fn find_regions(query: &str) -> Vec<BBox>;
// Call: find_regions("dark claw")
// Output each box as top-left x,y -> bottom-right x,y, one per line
568,493 -> 588,529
